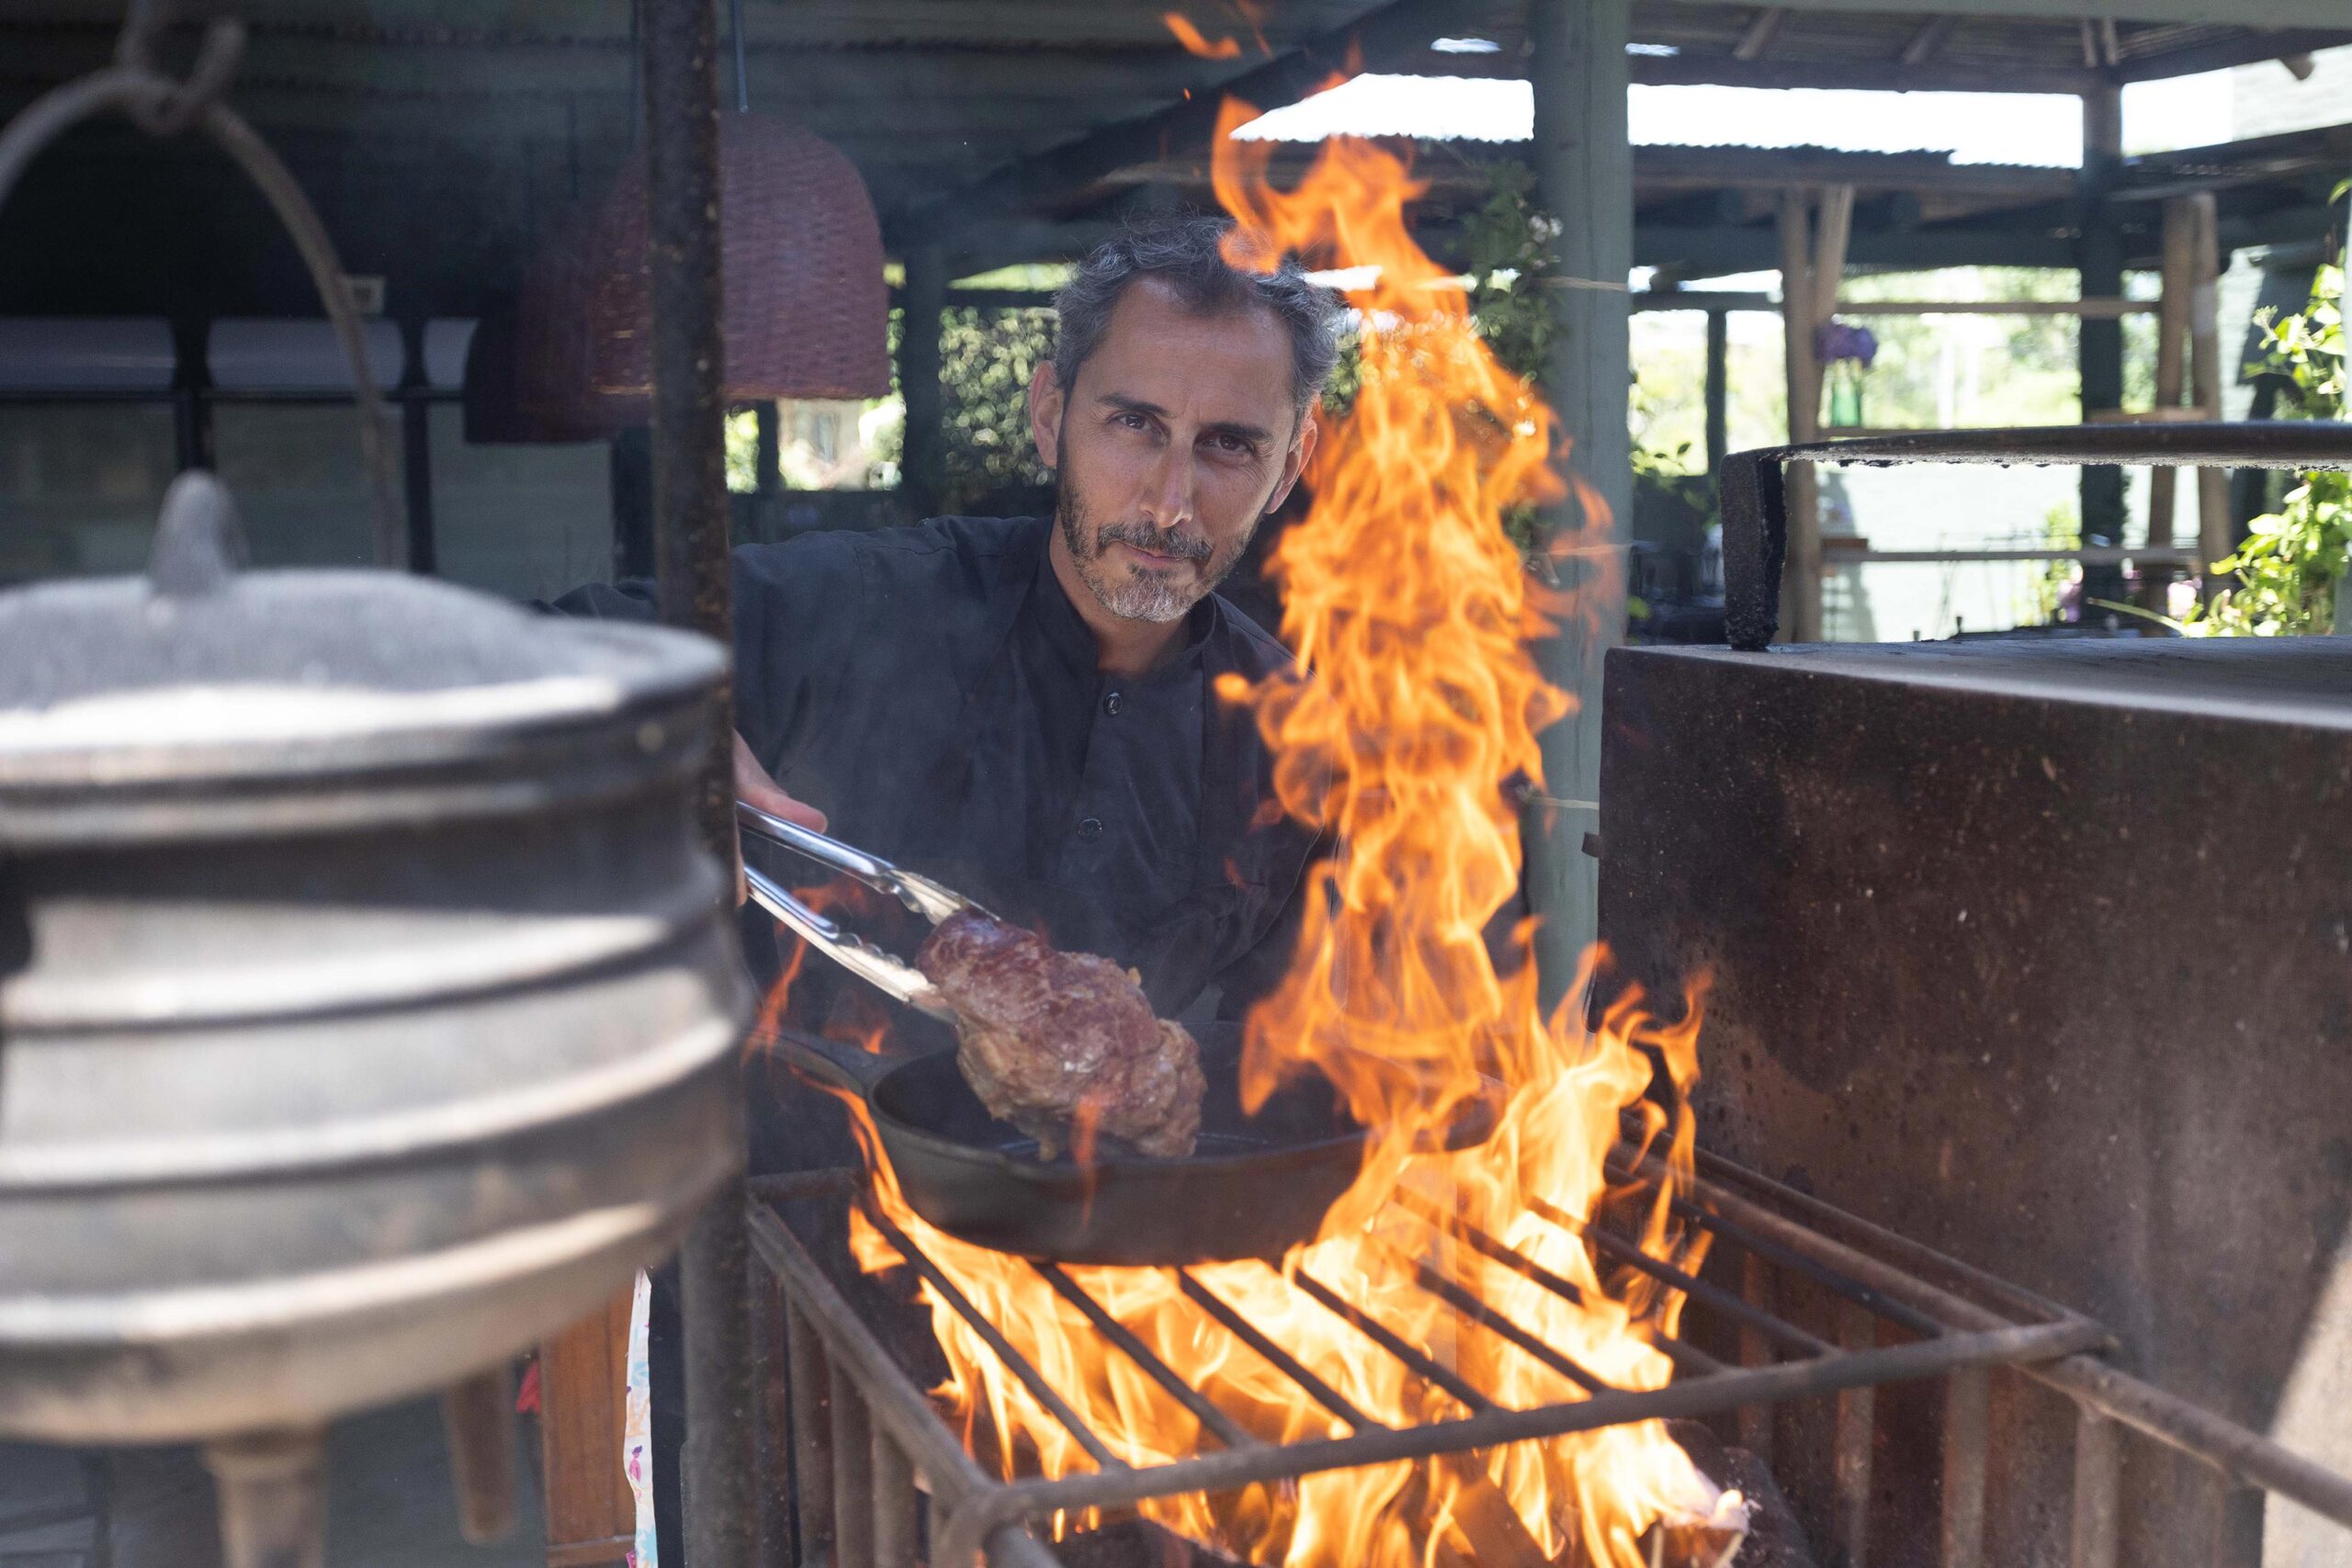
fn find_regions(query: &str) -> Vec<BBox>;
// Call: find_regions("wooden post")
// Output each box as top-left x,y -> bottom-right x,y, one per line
609,427 -> 655,581
1524,0 -> 1632,1000
743,400 -> 780,543
538,1292 -> 637,1568
1777,184 -> 1851,643
2141,196 -> 2197,615
1777,192 -> 1815,641
2077,87 -> 2129,614
2188,192 -> 2232,596
899,240 -> 948,519
1704,306 -> 1729,476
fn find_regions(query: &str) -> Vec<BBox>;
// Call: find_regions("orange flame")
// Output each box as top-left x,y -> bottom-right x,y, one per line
750,878 -> 895,1058
1163,11 -> 1243,59
844,103 -> 1739,1567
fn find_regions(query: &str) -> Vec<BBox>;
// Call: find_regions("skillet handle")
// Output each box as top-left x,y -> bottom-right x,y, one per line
773,1027 -> 897,1099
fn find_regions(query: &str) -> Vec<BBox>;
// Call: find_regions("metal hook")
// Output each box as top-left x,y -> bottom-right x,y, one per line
113,0 -> 248,137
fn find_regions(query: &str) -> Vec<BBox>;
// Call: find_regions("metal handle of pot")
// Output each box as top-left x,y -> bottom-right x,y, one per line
0,0 -> 405,567
1719,421 -> 2352,651
771,1026 -> 899,1099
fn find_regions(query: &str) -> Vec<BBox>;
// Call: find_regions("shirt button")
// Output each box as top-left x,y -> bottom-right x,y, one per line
1102,690 -> 1124,716
1076,817 -> 1102,840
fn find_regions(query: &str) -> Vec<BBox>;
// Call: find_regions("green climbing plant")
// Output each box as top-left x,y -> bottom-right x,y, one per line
1457,159 -> 1718,592
2182,259 -> 2346,636
1461,160 -> 1564,387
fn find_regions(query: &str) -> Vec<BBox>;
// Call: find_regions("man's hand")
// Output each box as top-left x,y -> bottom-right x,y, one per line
733,732 -> 826,907
734,731 -> 827,832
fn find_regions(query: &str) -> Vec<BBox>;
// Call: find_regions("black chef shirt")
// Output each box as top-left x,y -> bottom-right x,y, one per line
554,513 -> 1318,1092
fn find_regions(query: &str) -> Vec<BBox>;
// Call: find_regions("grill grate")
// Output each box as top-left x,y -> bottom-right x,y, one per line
742,1148 -> 2352,1567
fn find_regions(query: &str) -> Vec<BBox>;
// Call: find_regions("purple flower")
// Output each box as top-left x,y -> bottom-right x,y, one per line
1815,320 -> 1879,368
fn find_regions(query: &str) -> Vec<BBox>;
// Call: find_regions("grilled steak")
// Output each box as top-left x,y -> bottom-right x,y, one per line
915,910 -> 1204,1159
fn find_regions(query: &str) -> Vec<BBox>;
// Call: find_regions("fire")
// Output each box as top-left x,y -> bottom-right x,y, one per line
838,105 -> 1738,1566
749,878 -> 894,1058
1163,12 -> 1243,60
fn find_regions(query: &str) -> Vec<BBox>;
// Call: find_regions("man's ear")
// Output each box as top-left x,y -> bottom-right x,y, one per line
1028,360 -> 1065,470
1262,401 -> 1320,516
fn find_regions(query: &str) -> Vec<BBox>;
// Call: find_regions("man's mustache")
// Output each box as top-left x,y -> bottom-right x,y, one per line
1094,521 -> 1213,564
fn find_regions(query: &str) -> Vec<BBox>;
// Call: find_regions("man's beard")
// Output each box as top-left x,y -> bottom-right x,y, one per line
1055,483 -> 1250,626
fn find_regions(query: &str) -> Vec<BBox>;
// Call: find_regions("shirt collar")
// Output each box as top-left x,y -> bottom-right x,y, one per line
1024,519 -> 1218,683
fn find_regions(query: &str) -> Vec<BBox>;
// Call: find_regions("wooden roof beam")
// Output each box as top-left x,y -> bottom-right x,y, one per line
1733,7 -> 1788,62
1637,221 -> 2077,273
906,0 -> 1464,231
1898,15 -> 1958,66
1630,51 -> 2102,94
2109,28 -> 2352,84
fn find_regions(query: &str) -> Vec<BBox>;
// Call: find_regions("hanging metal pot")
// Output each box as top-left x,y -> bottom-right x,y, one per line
0,471 -> 746,1515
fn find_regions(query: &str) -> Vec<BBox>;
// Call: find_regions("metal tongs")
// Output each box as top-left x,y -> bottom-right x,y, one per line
735,801 -> 994,1024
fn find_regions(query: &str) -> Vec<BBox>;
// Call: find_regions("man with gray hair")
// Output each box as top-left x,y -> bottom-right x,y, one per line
557,216 -> 1339,1559
566,215 -> 1340,1026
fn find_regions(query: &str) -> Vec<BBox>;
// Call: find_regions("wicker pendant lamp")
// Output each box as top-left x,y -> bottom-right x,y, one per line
477,6 -> 888,442
579,113 -> 891,424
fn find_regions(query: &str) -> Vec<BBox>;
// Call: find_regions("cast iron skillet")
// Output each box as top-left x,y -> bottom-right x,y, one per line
778,1021 -> 1498,1266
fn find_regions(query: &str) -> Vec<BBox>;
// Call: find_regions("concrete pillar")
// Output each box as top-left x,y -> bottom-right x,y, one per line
1525,0 -> 1632,1000
2077,87 -> 2129,614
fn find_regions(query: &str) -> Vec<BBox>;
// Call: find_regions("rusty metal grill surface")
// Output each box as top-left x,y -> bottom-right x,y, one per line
733,1145 -> 2348,1568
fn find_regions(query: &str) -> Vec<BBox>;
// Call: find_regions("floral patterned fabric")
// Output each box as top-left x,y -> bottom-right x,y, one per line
624,1269 -> 656,1568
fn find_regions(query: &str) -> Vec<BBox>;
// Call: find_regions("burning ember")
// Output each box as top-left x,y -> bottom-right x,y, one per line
841,106 -> 1739,1567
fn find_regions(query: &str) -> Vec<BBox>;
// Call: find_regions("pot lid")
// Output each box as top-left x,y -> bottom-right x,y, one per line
0,471 -> 721,777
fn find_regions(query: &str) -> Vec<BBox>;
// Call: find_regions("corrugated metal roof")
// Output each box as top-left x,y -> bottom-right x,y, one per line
1231,74 -> 2084,168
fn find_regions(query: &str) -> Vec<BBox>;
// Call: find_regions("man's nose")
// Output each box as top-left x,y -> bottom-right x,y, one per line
1136,443 -> 1196,530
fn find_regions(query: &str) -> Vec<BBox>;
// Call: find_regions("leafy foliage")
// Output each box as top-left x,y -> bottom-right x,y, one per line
2023,503 -> 2082,626
1460,160 -> 1563,387
1460,160 -> 1722,568
2185,263 -> 2346,636
937,305 -> 1056,512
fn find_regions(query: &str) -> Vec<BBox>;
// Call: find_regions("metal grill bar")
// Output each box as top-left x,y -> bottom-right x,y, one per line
750,1147 -> 2352,1565
1032,1264 -> 1262,1452
1830,1301 -> 1876,1568
1638,1155 -> 2352,1531
782,1301 -> 833,1564
981,1318 -> 2105,1527
1388,1251 -> 1617,1392
1693,1146 -> 2084,1331
1289,1269 -> 1494,1413
748,1189 -> 1044,1504
1941,1365 -> 1990,1568
1532,1193 -> 1842,1356
1612,1157 -> 1951,1338
747,1182 -> 1066,1568
861,1207 -> 1132,1473
1404,1184 -> 1820,1371
1398,1188 -> 1802,1373
872,1428 -> 919,1568
1174,1271 -> 1377,1431
1390,1188 -> 1590,1308
830,1379 -> 875,1568
1636,1325 -> 1728,1378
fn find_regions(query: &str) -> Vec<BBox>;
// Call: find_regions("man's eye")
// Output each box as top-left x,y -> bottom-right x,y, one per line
1114,412 -> 1150,431
1212,434 -> 1252,456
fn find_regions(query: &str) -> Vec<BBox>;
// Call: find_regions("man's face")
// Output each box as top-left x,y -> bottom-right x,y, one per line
1030,276 -> 1317,626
